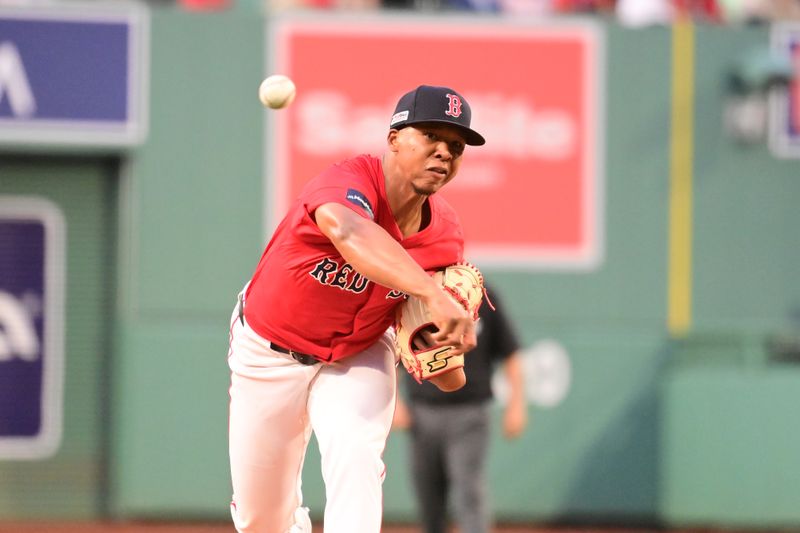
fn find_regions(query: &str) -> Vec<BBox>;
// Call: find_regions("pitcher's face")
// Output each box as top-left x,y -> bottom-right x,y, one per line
391,123 -> 466,196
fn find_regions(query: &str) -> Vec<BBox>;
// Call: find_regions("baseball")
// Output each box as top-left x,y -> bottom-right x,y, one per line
258,74 -> 296,109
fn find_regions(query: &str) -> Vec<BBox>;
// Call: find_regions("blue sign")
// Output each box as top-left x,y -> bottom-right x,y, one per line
0,4 -> 149,147
770,23 -> 800,158
0,198 -> 65,459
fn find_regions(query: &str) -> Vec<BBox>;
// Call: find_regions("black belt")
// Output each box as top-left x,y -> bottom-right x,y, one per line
238,292 -> 319,366
268,343 -> 320,366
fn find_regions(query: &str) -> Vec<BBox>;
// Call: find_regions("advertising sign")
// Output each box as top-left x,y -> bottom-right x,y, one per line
0,3 -> 149,146
0,198 -> 65,459
268,19 -> 603,269
770,23 -> 800,158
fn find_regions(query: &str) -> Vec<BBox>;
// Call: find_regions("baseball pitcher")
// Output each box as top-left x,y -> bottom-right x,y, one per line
227,85 -> 486,533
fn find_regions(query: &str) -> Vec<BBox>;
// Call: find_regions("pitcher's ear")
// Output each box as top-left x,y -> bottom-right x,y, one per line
387,129 -> 400,151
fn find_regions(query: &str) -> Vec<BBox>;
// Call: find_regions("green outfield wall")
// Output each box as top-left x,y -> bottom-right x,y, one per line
1,5 -> 799,529
0,157 -> 119,518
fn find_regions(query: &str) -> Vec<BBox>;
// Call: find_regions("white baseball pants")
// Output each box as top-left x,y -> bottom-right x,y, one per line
227,304 -> 397,533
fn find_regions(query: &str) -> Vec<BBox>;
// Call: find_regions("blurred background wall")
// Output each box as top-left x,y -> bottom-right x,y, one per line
0,0 -> 799,530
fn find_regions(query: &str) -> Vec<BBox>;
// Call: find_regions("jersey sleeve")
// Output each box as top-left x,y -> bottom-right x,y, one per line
300,158 -> 380,221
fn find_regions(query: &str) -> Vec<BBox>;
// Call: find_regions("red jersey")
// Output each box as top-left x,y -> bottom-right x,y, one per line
243,154 -> 465,362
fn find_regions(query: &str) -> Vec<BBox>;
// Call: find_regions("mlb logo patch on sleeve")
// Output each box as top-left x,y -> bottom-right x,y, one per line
345,189 -> 375,220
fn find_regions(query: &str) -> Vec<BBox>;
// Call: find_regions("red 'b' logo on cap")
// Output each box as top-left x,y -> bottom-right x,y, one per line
445,94 -> 462,118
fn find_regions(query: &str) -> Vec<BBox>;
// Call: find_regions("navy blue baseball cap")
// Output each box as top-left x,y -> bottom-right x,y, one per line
389,85 -> 485,146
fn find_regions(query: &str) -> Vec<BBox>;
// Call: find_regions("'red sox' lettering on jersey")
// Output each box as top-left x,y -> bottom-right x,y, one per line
308,257 -> 409,297
386,289 -> 406,300
309,258 -> 370,293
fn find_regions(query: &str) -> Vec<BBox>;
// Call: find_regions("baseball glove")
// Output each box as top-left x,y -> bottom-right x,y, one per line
395,262 -> 486,383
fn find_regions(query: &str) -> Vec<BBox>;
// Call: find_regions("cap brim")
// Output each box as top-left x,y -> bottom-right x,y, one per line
400,119 -> 486,146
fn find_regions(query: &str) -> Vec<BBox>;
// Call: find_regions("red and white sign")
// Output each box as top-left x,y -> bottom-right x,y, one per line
268,19 -> 603,269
